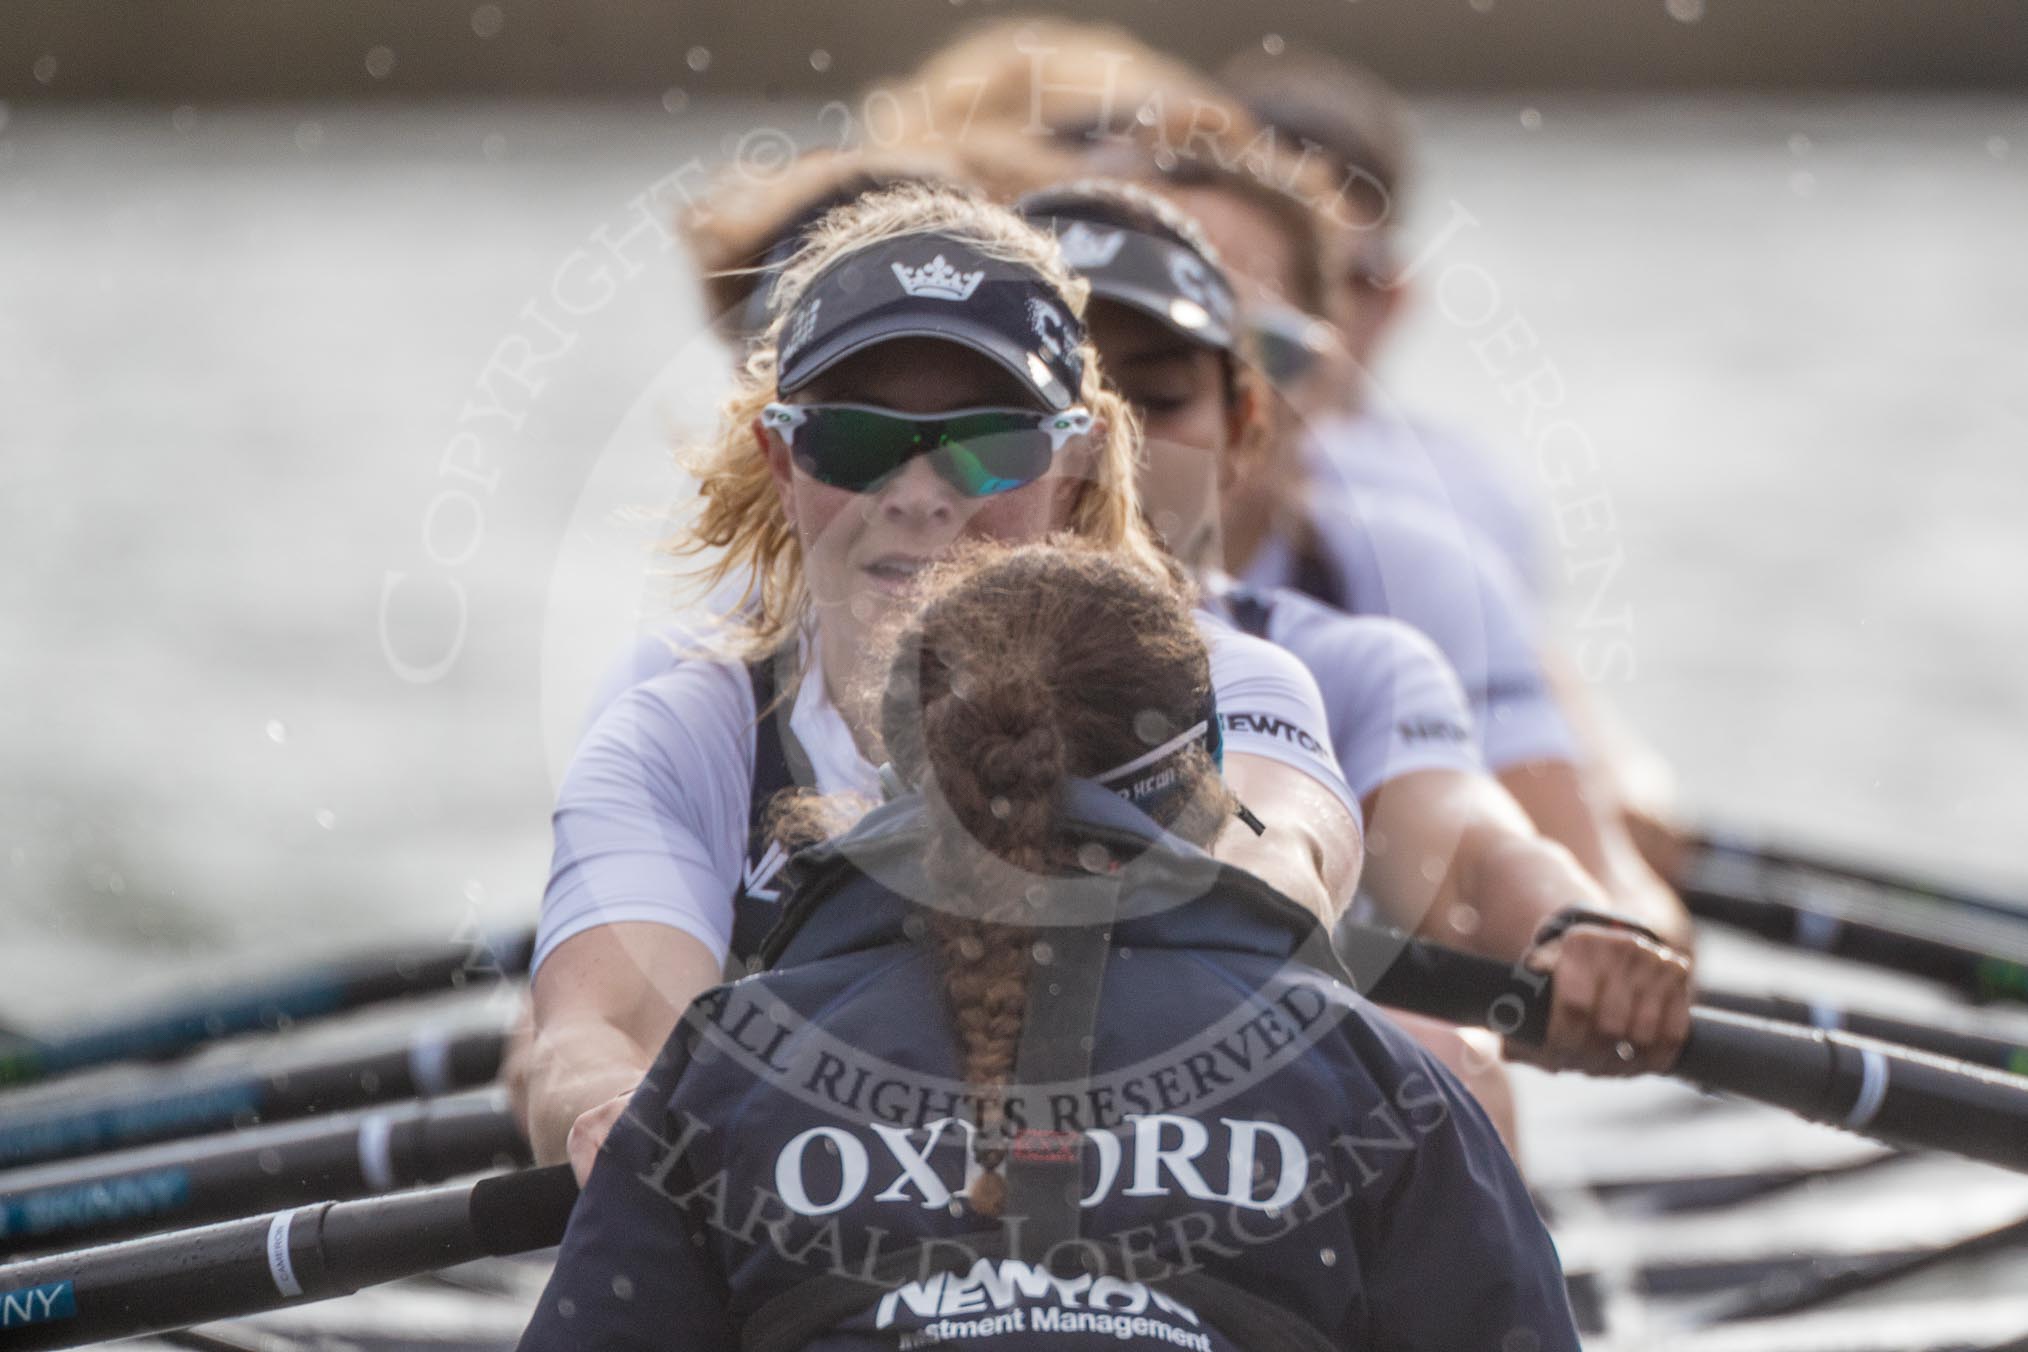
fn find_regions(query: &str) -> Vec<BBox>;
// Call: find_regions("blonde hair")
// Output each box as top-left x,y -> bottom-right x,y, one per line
675,182 -> 1165,656
875,18 -> 1256,159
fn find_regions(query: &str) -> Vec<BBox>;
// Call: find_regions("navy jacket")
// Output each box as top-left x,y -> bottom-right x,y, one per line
519,788 -> 1579,1352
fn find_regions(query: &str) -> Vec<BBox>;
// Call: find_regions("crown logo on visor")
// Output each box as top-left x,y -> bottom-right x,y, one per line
891,255 -> 984,302
1056,222 -> 1126,270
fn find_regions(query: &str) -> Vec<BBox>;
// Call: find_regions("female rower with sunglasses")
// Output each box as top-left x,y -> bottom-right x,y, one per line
1015,180 -> 1692,1105
523,184 -> 1366,1183
518,542 -> 1582,1352
1121,144 -> 1688,945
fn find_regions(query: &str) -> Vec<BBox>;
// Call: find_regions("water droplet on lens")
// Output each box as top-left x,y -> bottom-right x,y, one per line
172,104 -> 195,132
1664,0 -> 1703,21
32,55 -> 58,85
265,719 -> 287,743
686,46 -> 712,72
1320,1247 -> 1337,1266
314,809 -> 337,830
809,49 -> 832,72
611,1274 -> 635,1300
661,86 -> 688,114
1261,33 -> 1285,55
470,4 -> 504,38
364,46 -> 396,79
1519,108 -> 1542,131
293,121 -> 323,153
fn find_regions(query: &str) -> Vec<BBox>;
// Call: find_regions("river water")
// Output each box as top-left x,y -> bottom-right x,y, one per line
3,95 -> 2025,1025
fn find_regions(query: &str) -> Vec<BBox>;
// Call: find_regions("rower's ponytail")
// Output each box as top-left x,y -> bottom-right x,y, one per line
878,542 -> 1227,1216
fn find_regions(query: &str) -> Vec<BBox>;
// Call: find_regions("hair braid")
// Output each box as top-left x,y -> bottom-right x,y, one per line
875,542 -> 1229,1216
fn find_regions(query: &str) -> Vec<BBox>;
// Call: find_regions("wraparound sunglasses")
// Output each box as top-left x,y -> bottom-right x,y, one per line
761,402 -> 1093,498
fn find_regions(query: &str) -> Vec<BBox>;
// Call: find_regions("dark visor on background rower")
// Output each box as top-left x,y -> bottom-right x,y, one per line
1017,190 -> 1240,355
762,402 -> 1092,498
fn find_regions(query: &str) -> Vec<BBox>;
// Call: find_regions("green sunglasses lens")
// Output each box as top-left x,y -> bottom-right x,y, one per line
791,407 -> 922,492
1251,327 -> 1316,385
930,414 -> 1055,496
790,408 -> 1059,498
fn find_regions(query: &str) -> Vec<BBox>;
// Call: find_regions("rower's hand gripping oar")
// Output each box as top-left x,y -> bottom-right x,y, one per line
0,1165 -> 578,1350
1333,921 -> 2028,1174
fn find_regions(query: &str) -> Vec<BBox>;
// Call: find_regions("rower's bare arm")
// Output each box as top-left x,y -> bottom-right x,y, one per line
1360,767 -> 1576,957
1496,758 -> 1693,949
525,921 -> 722,1173
1215,751 -> 1363,925
1362,767 -> 1692,1074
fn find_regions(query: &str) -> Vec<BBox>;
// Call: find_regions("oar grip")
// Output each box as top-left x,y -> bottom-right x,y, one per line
1333,925 -> 1553,1047
1674,1009 -> 2028,1173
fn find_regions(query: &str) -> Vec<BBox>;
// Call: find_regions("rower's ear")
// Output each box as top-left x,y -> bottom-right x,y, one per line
1222,366 -> 1272,487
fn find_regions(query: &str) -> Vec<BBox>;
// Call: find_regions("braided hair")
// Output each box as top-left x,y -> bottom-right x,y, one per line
876,542 -> 1229,1214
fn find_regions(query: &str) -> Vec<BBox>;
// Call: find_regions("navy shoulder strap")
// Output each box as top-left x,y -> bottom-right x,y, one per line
1291,514 -> 1349,614
1222,582 -> 1277,640
734,650 -> 813,970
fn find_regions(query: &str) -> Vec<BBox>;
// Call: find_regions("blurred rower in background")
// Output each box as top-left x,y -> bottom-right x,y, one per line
1218,44 -> 1697,883
862,18 -> 1683,933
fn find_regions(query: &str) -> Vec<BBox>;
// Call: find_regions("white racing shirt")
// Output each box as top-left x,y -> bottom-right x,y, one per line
1308,407 -> 1545,602
534,612 -> 1357,977
1242,484 -> 1577,775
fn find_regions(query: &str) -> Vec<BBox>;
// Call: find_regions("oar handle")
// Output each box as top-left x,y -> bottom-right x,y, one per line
0,1166 -> 576,1350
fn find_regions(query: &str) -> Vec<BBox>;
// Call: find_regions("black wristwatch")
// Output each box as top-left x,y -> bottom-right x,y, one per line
1530,905 -> 1667,952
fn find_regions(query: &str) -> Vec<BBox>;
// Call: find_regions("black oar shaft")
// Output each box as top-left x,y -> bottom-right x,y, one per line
1674,1009 -> 2028,1172
1696,830 -> 2028,926
0,1096 -> 528,1257
0,1029 -> 505,1172
1336,920 -> 2028,1172
0,932 -> 533,1092
1700,989 -> 2028,1076
0,1166 -> 576,1349
1682,862 -> 2028,1005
